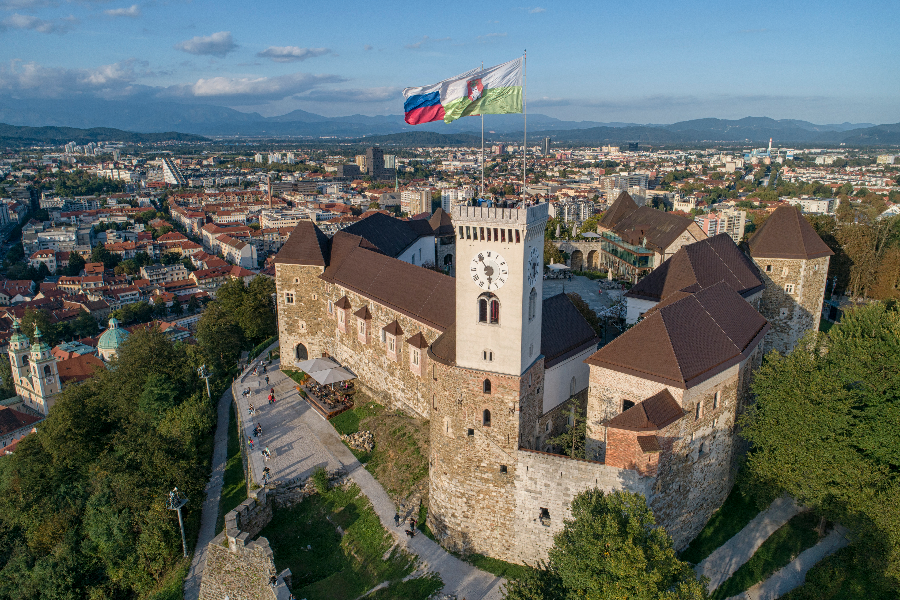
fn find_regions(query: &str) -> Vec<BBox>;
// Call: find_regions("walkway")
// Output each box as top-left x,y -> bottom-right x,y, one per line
233,358 -> 506,600
696,496 -> 804,592
183,384 -> 233,600
726,525 -> 850,600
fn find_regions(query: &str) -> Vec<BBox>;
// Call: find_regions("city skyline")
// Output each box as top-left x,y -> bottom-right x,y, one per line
0,0 -> 898,125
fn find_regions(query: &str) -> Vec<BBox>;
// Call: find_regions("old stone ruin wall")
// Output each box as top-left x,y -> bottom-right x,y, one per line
199,472 -> 344,600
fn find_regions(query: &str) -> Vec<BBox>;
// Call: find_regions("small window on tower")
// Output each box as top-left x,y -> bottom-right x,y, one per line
765,264 -> 772,272
459,226 -> 464,239
515,230 -> 521,244
782,266 -> 789,277
785,284 -> 795,294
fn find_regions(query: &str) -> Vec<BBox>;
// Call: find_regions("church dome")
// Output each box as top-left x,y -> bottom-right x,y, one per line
98,317 -> 129,351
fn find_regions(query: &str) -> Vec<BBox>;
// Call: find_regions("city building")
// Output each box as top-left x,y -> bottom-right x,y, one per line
97,317 -> 130,361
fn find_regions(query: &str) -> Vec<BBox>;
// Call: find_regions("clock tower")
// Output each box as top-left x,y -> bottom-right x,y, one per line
454,203 -> 549,376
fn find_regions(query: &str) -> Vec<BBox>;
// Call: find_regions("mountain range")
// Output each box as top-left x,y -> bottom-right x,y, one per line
0,96 -> 897,146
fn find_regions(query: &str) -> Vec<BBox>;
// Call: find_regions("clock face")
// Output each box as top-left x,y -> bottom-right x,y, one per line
470,250 -> 508,291
527,247 -> 540,287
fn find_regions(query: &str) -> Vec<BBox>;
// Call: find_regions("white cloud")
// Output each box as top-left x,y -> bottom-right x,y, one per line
160,71 -> 346,104
477,32 -> 507,40
0,59 -> 150,98
257,46 -> 331,63
105,5 -> 141,18
1,13 -> 77,34
528,7 -> 545,13
175,31 -> 237,57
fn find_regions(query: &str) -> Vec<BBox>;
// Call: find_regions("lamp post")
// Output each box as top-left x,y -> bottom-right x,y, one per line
166,487 -> 189,558
198,364 -> 211,398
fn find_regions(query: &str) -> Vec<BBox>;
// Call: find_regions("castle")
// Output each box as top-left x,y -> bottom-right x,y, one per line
274,200 -> 832,565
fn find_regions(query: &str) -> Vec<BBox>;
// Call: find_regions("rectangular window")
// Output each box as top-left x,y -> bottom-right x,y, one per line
501,229 -> 506,243
285,292 -> 294,304
515,230 -> 521,243
713,391 -> 720,409
327,300 -> 333,314
695,401 -> 703,421
412,349 -> 420,366
388,336 -> 395,352
465,226 -> 471,239
338,311 -> 344,324
782,266 -> 789,276
380,329 -> 386,344
493,228 -> 499,241
487,228 -> 492,242
459,226 -> 464,239
765,264 -> 772,272
785,284 -> 795,294
479,227 -> 485,241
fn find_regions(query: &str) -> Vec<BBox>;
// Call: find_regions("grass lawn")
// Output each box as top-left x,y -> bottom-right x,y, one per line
260,483 -> 442,600
216,402 -> 247,534
680,486 -> 762,564
779,543 -> 898,600
142,559 -> 190,600
712,511 -> 822,600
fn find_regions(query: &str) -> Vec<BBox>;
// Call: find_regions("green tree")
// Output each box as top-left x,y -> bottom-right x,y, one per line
740,304 -> 900,588
0,353 -> 15,398
196,302 -> 244,376
73,309 -> 99,338
152,297 -> 168,319
66,251 -> 86,276
160,251 -> 181,265
546,398 -> 587,459
21,308 -> 53,344
171,296 -> 183,315
187,295 -> 200,313
505,489 -> 709,600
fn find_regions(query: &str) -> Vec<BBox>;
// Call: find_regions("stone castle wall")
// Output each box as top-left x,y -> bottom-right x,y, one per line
276,263 -> 329,363
427,357 -> 544,562
511,448 -> 651,565
754,256 -> 829,355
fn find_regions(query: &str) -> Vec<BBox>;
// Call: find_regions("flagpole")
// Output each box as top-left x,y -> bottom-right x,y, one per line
522,50 -> 527,204
481,61 -> 484,200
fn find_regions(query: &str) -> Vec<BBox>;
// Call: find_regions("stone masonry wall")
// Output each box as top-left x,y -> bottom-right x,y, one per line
427,358 -> 543,562
511,448 -> 651,565
200,539 -> 279,600
753,256 -> 829,355
321,284 -> 442,419
276,263 -> 329,363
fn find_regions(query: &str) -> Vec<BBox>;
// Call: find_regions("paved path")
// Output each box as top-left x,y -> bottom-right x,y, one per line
232,360 -> 506,600
183,384 -> 233,600
696,496 -> 804,592
727,525 -> 850,600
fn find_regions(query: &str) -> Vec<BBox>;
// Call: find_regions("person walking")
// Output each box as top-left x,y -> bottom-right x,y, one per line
248,436 -> 254,450
265,375 -> 269,386
394,513 -> 400,527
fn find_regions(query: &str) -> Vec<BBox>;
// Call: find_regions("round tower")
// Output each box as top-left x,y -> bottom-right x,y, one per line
746,205 -> 833,354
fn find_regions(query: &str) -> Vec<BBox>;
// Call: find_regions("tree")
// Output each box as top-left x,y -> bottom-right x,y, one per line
505,489 -> 709,600
196,302 -> 244,376
740,304 -> 900,588
171,296 -> 183,315
0,353 -> 15,398
160,252 -> 181,265
66,252 -> 86,276
152,297 -> 168,319
546,398 -> 587,458
187,295 -> 200,313
73,309 -> 99,338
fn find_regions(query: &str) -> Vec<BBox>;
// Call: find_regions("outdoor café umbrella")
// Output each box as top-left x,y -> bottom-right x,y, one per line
547,263 -> 571,271
308,366 -> 356,386
295,357 -> 339,373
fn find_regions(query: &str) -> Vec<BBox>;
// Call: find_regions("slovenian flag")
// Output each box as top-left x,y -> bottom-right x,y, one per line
403,57 -> 524,125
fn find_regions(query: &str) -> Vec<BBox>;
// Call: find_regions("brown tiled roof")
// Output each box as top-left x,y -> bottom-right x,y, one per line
274,221 -> 330,267
322,232 -> 455,331
406,332 -> 429,348
334,296 -> 351,310
607,389 -> 683,430
626,234 -> 764,302
58,353 -> 106,384
0,406 -> 41,436
613,206 -> 697,253
637,435 -> 662,453
427,325 -> 456,365
747,205 -> 833,259
341,212 -> 433,258
599,191 -> 639,230
586,282 -> 769,389
541,294 -> 600,369
428,208 -> 455,237
383,320 -> 404,336
353,306 -> 372,320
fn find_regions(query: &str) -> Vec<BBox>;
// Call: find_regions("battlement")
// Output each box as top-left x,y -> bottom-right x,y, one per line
453,202 -> 549,225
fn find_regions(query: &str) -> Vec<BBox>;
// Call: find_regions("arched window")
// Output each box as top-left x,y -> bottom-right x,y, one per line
444,253 -> 453,265
528,288 -> 537,321
483,379 -> 491,394
477,293 -> 500,324
483,409 -> 491,427
478,298 -> 488,322
43,365 -> 51,377
295,343 -> 308,361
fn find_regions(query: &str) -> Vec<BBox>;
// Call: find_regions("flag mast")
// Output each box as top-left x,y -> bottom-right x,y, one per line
522,50 -> 527,204
481,61 -> 485,200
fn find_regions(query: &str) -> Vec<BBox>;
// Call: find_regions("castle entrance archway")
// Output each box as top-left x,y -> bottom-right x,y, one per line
587,249 -> 598,270
295,343 -> 308,361
571,250 -> 584,271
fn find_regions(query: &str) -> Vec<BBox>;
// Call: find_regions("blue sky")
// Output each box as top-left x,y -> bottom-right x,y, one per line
0,0 -> 898,124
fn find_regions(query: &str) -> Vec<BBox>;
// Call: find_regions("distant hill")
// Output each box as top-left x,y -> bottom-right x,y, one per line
0,96 -> 895,146
0,123 -> 207,147
345,131 -> 483,146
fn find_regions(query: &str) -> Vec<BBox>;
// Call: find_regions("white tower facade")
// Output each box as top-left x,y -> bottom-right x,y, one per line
8,323 -> 61,416
453,203 -> 549,376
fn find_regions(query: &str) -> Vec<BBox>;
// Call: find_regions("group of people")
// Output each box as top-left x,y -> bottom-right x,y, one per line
394,513 -> 418,538
245,360 -> 279,486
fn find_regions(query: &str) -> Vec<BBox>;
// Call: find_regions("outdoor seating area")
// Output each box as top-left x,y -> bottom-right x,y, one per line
293,357 -> 357,419
545,263 -> 572,280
